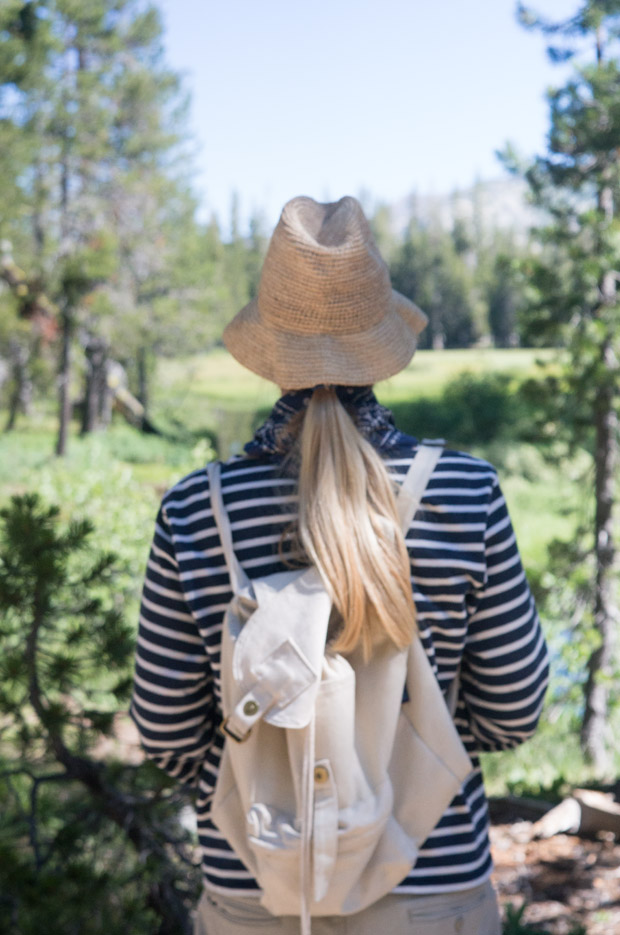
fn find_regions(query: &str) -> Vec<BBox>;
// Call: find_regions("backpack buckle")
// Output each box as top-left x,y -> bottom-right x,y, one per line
220,717 -> 252,743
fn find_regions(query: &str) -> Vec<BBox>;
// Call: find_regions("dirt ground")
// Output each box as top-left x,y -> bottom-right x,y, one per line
491,813 -> 620,934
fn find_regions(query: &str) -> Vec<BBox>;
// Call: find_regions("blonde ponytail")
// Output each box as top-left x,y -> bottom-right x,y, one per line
290,387 -> 416,660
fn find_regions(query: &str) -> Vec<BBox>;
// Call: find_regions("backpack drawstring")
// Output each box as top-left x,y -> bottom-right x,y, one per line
299,712 -> 315,935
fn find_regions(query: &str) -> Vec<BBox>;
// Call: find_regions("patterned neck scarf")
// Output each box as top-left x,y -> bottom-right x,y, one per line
244,386 -> 402,458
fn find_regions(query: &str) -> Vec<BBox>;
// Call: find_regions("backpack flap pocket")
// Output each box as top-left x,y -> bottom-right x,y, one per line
232,568 -> 332,730
224,638 -> 318,741
250,782 -> 403,918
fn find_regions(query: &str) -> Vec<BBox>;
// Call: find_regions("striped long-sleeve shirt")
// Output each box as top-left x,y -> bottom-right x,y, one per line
130,433 -> 549,895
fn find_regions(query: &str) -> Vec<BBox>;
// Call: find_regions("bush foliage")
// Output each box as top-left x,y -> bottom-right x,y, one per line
0,494 -> 201,934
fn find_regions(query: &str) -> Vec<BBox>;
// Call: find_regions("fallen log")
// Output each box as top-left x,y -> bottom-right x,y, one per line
488,795 -> 554,824
108,364 -> 161,434
531,788 -> 620,839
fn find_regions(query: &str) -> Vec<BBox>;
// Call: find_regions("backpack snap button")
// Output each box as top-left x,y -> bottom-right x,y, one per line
314,765 -> 329,784
243,700 -> 259,716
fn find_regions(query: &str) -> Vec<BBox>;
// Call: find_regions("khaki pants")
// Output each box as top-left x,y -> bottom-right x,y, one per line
194,880 -> 502,935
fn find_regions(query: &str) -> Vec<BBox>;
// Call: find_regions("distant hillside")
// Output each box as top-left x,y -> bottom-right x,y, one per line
389,177 -> 541,244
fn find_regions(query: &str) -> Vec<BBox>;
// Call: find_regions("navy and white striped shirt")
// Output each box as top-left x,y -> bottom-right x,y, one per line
130,432 -> 549,895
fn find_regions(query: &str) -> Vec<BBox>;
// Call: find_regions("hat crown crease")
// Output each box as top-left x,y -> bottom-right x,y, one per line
258,197 -> 390,336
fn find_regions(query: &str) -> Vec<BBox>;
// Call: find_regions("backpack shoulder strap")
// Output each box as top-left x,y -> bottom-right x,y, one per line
396,440 -> 444,534
396,441 -> 462,714
206,461 -> 250,594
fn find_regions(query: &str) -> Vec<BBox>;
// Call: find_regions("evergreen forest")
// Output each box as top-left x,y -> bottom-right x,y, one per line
0,1 -> 619,932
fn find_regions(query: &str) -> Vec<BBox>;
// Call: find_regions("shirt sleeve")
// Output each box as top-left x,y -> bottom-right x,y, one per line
459,476 -> 550,753
130,503 -> 216,789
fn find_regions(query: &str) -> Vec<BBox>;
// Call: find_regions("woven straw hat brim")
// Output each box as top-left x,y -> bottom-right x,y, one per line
223,290 -> 427,388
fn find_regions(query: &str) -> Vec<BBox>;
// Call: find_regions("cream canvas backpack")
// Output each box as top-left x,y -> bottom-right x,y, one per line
206,444 -> 472,934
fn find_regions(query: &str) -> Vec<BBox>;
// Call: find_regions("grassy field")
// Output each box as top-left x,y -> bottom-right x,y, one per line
375,346 -> 553,403
155,345 -> 552,410
152,346 -> 554,454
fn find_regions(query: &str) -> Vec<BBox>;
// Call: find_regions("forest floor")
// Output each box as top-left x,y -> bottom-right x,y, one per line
491,806 -> 620,934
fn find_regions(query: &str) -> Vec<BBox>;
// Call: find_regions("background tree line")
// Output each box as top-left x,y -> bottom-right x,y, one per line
0,1 -> 619,933
0,2 -> 549,458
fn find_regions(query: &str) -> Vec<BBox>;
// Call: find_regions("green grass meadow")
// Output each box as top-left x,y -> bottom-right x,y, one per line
0,346 -> 589,792
154,345 -> 552,421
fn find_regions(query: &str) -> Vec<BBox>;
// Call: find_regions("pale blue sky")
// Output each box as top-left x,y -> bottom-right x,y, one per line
157,0 -> 579,230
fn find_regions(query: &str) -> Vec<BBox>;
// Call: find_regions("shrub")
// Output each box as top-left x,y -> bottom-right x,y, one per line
0,494 -> 201,934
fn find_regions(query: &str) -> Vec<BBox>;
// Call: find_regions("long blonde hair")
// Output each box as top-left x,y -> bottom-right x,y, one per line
286,387 -> 416,659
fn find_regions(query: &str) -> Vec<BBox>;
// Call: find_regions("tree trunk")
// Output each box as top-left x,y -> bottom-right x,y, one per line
137,345 -> 150,412
81,335 -> 110,435
5,339 -> 32,432
581,338 -> 618,773
99,363 -> 113,428
55,309 -> 74,457
33,157 -> 46,255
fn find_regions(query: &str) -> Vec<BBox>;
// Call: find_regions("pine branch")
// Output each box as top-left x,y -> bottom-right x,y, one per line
24,628 -> 194,931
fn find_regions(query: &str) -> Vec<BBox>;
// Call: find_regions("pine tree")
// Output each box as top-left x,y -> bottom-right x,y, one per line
486,252 -> 521,347
512,1 -> 620,772
390,219 -> 476,349
0,493 -> 201,933
0,1 -> 198,452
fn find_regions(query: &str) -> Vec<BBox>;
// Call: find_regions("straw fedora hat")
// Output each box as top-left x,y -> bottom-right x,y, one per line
223,195 -> 427,388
